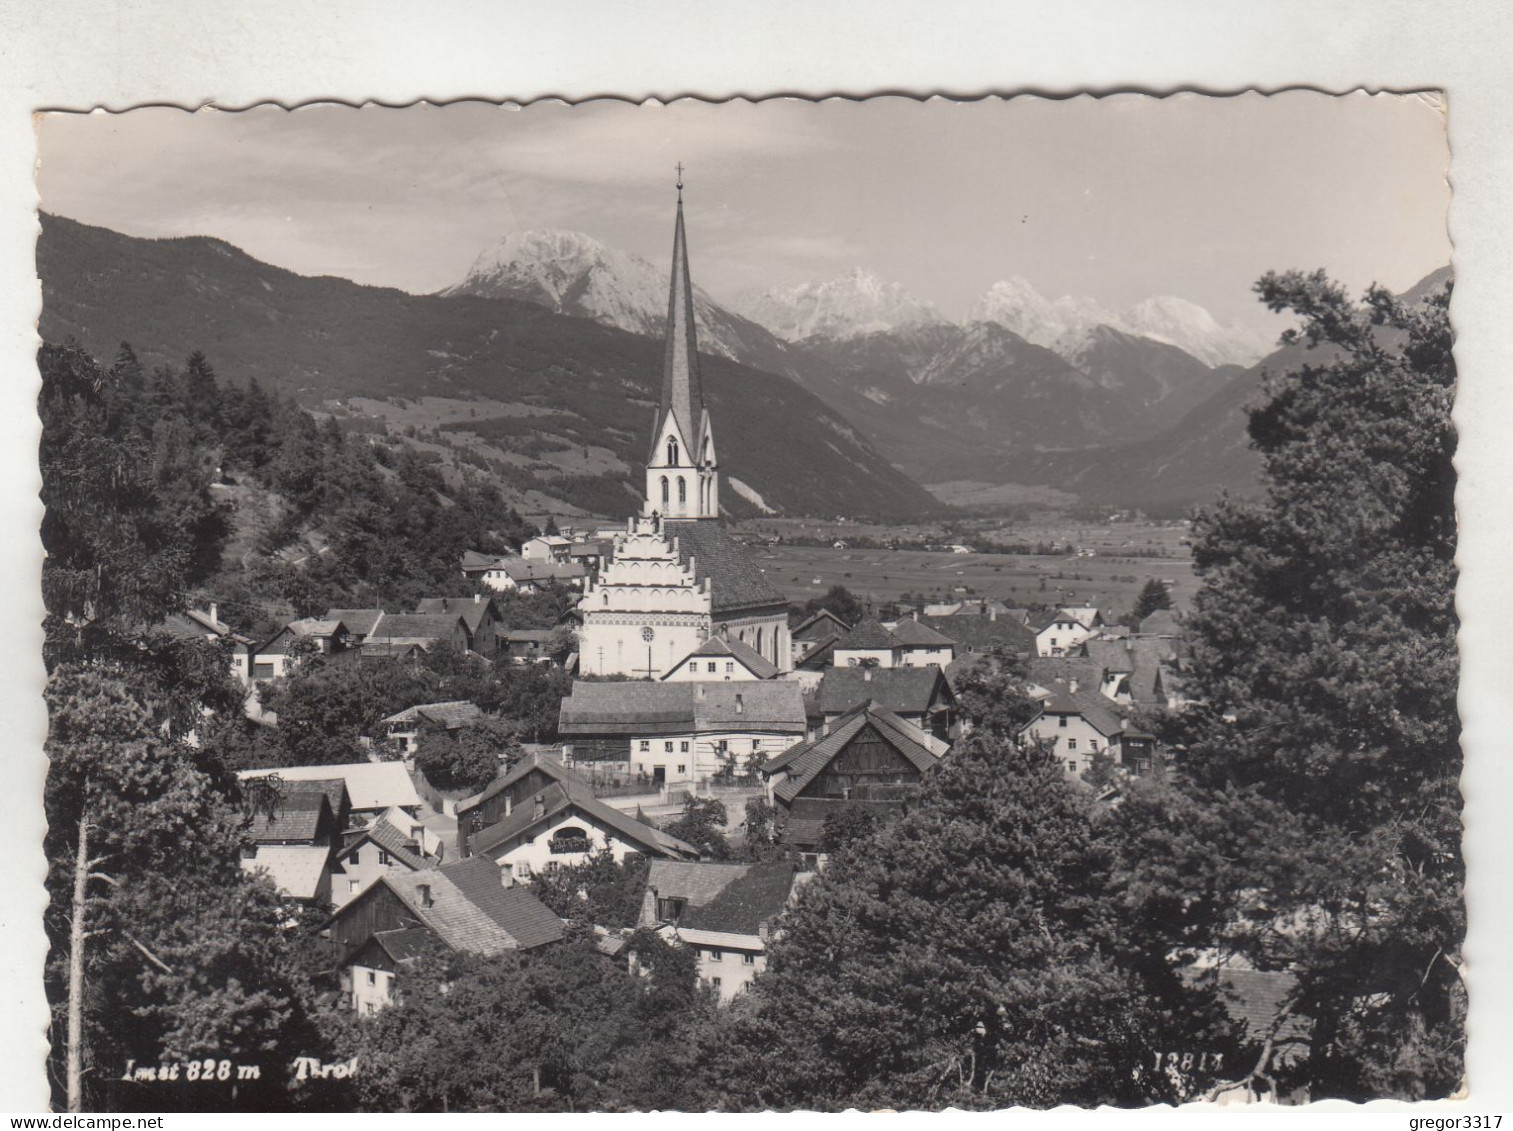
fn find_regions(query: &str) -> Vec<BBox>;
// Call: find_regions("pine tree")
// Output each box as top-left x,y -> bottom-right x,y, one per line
1127,271 -> 1461,1100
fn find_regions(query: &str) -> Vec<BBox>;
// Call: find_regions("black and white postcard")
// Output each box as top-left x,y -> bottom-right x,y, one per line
28,89 -> 1469,1113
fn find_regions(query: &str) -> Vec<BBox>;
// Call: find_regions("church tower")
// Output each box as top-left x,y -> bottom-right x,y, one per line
644,168 -> 719,521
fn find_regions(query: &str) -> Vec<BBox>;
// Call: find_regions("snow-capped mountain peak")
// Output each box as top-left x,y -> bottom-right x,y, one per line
968,277 -> 1272,367
444,228 -> 748,359
736,268 -> 949,342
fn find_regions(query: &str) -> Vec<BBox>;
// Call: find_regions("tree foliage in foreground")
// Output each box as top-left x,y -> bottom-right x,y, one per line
1122,271 -> 1462,1100
696,736 -> 1177,1110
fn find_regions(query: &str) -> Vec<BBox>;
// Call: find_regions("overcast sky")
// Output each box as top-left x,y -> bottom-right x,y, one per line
36,92 -> 1449,331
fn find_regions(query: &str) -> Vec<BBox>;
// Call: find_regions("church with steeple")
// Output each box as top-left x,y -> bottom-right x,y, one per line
576,177 -> 792,679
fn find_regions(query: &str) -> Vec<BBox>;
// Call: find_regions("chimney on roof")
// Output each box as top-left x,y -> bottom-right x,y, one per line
474,592 -> 481,604
990,607 -> 998,622
209,602 -> 219,625
864,670 -> 872,682
534,794 -> 546,820
1069,678 -> 1078,694
418,883 -> 434,909
735,692 -> 744,714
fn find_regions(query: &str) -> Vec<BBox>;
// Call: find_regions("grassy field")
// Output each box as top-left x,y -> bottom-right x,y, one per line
741,518 -> 1200,619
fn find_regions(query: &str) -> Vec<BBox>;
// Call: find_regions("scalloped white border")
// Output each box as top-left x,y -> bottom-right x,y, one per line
4,1 -> 1509,1120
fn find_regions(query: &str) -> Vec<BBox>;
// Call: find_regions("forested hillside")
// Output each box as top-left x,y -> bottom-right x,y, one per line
40,339 -> 535,648
37,213 -> 941,522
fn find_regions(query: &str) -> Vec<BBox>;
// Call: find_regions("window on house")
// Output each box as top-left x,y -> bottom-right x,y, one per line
711,977 -> 722,990
708,662 -> 717,672
366,1002 -> 376,1015
726,662 -> 734,673
348,850 -> 360,866
516,861 -> 531,879
348,879 -> 361,893
676,764 -> 686,774
1058,715 -> 1068,728
664,741 -> 674,753
367,970 -> 376,985
752,739 -> 760,751
743,953 -> 756,966
1067,761 -> 1078,773
657,897 -> 686,921
639,740 -> 650,752
1067,739 -> 1077,751
680,740 -> 689,752
1089,739 -> 1099,751
378,850 -> 390,866
1049,638 -> 1058,648
708,948 -> 723,962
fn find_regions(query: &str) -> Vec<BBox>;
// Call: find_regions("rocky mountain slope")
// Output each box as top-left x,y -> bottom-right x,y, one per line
37,213 -> 941,522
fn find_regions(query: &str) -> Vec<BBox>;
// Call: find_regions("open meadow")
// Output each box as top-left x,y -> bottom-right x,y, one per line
739,517 -> 1200,619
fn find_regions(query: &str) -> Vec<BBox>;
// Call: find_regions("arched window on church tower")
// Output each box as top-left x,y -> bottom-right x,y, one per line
756,627 -> 764,658
661,476 -> 669,506
667,437 -> 679,466
678,477 -> 687,509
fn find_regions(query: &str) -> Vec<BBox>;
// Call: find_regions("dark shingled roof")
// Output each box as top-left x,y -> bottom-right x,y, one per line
678,862 -> 798,936
1179,966 -> 1308,1046
381,700 -> 484,730
817,666 -> 953,717
277,776 -> 350,817
795,633 -> 841,670
461,549 -> 505,571
664,521 -> 786,613
370,613 -> 466,641
414,596 -> 497,635
886,618 -> 956,648
355,820 -> 430,871
768,703 -> 941,806
325,608 -> 387,638
645,860 -> 750,909
667,635 -> 779,680
559,680 -> 806,735
379,857 -> 565,954
458,750 -> 582,814
246,792 -> 329,844
1137,609 -> 1182,637
833,616 -> 896,650
1035,687 -> 1129,738
920,614 -> 1035,654
469,779 -> 699,860
371,926 -> 441,963
791,609 -> 852,641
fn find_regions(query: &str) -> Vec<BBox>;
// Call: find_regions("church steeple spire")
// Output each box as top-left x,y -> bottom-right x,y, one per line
645,170 -> 718,520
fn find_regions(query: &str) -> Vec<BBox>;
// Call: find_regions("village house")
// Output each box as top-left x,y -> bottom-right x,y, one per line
239,784 -> 342,905
240,761 -> 423,825
521,534 -> 572,562
331,818 -> 437,910
1135,608 -> 1182,638
1033,606 -> 1106,658
919,608 -> 1036,661
661,635 -> 779,682
1018,686 -> 1159,778
379,700 -> 485,754
329,856 -> 565,1014
566,538 -> 614,572
637,860 -> 803,1002
761,702 -> 943,864
500,628 -> 556,664
828,616 -> 956,670
464,765 -> 699,882
492,557 -> 589,593
323,608 -> 386,645
788,608 -> 852,663
251,617 -> 351,681
364,612 -> 471,654
456,751 -> 585,857
413,595 -> 502,656
814,666 -> 959,746
158,603 -> 256,683
557,680 -> 807,787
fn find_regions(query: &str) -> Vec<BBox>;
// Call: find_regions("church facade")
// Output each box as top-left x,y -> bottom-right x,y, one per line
576,186 -> 791,678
